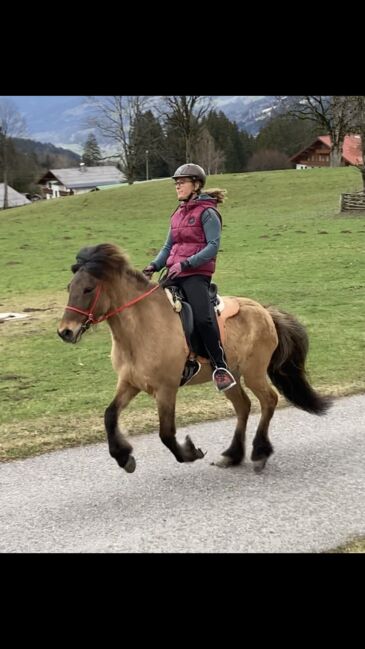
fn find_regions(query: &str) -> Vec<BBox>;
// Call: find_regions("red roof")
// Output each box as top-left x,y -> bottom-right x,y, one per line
291,134 -> 363,165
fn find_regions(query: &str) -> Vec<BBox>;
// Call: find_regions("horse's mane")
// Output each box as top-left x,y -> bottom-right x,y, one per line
71,243 -> 149,285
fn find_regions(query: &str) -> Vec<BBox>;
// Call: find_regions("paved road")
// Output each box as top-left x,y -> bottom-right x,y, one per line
1,394 -> 364,553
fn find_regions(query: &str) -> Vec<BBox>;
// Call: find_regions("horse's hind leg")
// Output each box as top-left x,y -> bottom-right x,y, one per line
212,382 -> 251,468
104,381 -> 140,473
244,370 -> 278,473
156,387 -> 205,463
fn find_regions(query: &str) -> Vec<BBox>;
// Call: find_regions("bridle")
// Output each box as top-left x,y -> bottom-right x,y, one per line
65,282 -> 160,334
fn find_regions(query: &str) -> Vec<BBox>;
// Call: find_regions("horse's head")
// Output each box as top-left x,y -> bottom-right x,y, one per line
57,243 -> 124,343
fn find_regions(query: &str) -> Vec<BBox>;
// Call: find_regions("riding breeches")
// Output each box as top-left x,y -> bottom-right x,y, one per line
174,274 -> 228,369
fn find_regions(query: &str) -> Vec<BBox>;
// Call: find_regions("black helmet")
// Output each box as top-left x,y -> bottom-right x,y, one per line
172,163 -> 206,186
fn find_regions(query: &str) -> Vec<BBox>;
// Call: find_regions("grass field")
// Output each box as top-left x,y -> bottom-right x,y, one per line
1,166 -> 364,461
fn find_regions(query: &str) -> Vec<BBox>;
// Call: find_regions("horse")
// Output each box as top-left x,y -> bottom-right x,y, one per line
58,243 -> 332,474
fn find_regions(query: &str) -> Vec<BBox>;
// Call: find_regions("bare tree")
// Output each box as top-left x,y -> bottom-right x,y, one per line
0,98 -> 27,209
160,96 -> 212,163
277,96 -> 355,167
194,128 -> 225,175
86,96 -> 152,184
246,149 -> 292,172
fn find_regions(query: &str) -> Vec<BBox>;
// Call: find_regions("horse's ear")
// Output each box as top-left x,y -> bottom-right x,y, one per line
71,263 -> 80,274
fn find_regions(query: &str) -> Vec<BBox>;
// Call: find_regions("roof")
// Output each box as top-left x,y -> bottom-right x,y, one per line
94,184 -> 127,190
290,134 -> 363,165
38,165 -> 126,189
0,184 -> 31,208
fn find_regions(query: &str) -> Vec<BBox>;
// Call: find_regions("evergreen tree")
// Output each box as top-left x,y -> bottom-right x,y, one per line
161,117 -> 186,175
82,133 -> 102,166
132,111 -> 169,180
202,110 -> 254,172
255,115 -> 321,157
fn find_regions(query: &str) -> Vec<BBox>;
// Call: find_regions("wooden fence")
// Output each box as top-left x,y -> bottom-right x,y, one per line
340,190 -> 365,212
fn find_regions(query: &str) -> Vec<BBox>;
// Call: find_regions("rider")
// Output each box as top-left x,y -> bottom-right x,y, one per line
143,163 -> 236,393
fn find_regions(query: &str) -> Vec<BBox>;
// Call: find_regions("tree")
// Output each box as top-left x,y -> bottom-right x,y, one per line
0,98 -> 27,209
194,128 -> 225,175
131,110 -> 169,180
87,96 -> 151,184
202,110 -> 254,172
82,133 -> 102,166
255,114 -> 321,157
246,149 -> 292,172
277,96 -> 355,167
160,117 -> 186,175
160,96 -> 211,163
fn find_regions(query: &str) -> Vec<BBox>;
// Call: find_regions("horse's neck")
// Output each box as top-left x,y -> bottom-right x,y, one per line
106,276 -> 160,344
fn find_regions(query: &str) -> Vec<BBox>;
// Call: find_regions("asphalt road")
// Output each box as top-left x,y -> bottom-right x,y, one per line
1,394 -> 364,553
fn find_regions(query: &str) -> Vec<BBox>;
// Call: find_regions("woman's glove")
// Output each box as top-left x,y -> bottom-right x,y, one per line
167,262 -> 183,279
142,263 -> 156,278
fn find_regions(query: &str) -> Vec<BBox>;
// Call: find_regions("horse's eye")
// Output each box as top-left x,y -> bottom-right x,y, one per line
83,287 -> 94,294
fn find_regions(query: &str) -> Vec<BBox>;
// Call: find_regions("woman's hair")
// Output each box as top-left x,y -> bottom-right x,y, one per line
202,187 -> 227,204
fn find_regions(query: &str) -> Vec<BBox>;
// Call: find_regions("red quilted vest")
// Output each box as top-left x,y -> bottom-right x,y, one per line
167,198 -> 221,277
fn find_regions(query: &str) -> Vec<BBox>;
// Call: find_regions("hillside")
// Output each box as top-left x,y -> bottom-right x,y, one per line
12,137 -> 81,166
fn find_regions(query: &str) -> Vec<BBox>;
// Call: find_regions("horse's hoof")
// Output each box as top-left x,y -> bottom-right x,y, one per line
253,458 -> 267,473
211,456 -> 233,468
124,455 -> 136,473
184,435 -> 205,460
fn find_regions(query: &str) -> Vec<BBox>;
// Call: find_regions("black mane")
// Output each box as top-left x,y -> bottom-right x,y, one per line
71,243 -> 149,285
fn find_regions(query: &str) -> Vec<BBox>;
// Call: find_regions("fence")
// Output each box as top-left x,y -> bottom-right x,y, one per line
340,190 -> 365,212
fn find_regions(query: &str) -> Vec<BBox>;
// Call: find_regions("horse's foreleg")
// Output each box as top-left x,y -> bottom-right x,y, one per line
156,388 -> 205,463
104,381 -> 140,473
212,381 -> 251,468
245,372 -> 278,472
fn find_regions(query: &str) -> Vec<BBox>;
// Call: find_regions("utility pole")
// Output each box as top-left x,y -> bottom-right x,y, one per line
145,149 -> 149,181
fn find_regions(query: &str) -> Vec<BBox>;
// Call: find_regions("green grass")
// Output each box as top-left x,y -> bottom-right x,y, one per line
1,167 -> 364,460
327,537 -> 365,553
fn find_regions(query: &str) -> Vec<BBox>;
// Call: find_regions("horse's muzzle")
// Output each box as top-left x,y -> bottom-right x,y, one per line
58,327 -> 77,343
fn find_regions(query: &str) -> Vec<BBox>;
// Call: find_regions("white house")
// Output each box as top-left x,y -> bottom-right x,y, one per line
0,184 -> 31,209
38,164 -> 126,199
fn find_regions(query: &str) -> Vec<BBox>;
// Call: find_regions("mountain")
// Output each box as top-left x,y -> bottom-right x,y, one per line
2,96 -> 278,154
13,137 -> 81,166
213,96 -> 277,133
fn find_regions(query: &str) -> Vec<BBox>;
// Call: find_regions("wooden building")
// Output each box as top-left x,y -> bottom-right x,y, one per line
290,134 -> 363,169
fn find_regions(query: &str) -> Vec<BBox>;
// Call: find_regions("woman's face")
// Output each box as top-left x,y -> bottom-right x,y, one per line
174,177 -> 197,200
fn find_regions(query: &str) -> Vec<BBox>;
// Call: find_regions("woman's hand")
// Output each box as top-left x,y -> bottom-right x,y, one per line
142,264 -> 155,278
167,262 -> 182,279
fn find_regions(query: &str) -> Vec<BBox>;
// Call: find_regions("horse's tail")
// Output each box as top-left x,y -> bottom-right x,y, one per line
265,306 -> 332,415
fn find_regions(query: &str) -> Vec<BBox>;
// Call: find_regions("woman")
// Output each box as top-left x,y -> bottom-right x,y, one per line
143,163 -> 236,393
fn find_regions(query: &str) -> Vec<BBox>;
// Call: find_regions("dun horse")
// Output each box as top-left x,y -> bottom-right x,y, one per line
58,243 -> 331,473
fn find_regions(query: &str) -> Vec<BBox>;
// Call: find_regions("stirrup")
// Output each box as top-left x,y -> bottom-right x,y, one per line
180,359 -> 201,387
212,368 -> 237,392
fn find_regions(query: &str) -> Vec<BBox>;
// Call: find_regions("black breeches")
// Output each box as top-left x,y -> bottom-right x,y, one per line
176,274 -> 228,369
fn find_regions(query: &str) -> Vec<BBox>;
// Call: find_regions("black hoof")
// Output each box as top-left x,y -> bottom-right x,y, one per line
124,455 -> 136,473
184,435 -> 206,461
251,441 -> 273,462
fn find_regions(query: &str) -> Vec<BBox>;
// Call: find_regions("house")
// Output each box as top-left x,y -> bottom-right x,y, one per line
37,164 -> 126,199
0,184 -> 31,209
290,134 -> 363,169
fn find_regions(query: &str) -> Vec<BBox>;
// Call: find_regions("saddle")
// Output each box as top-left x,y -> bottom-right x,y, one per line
164,282 -> 239,386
